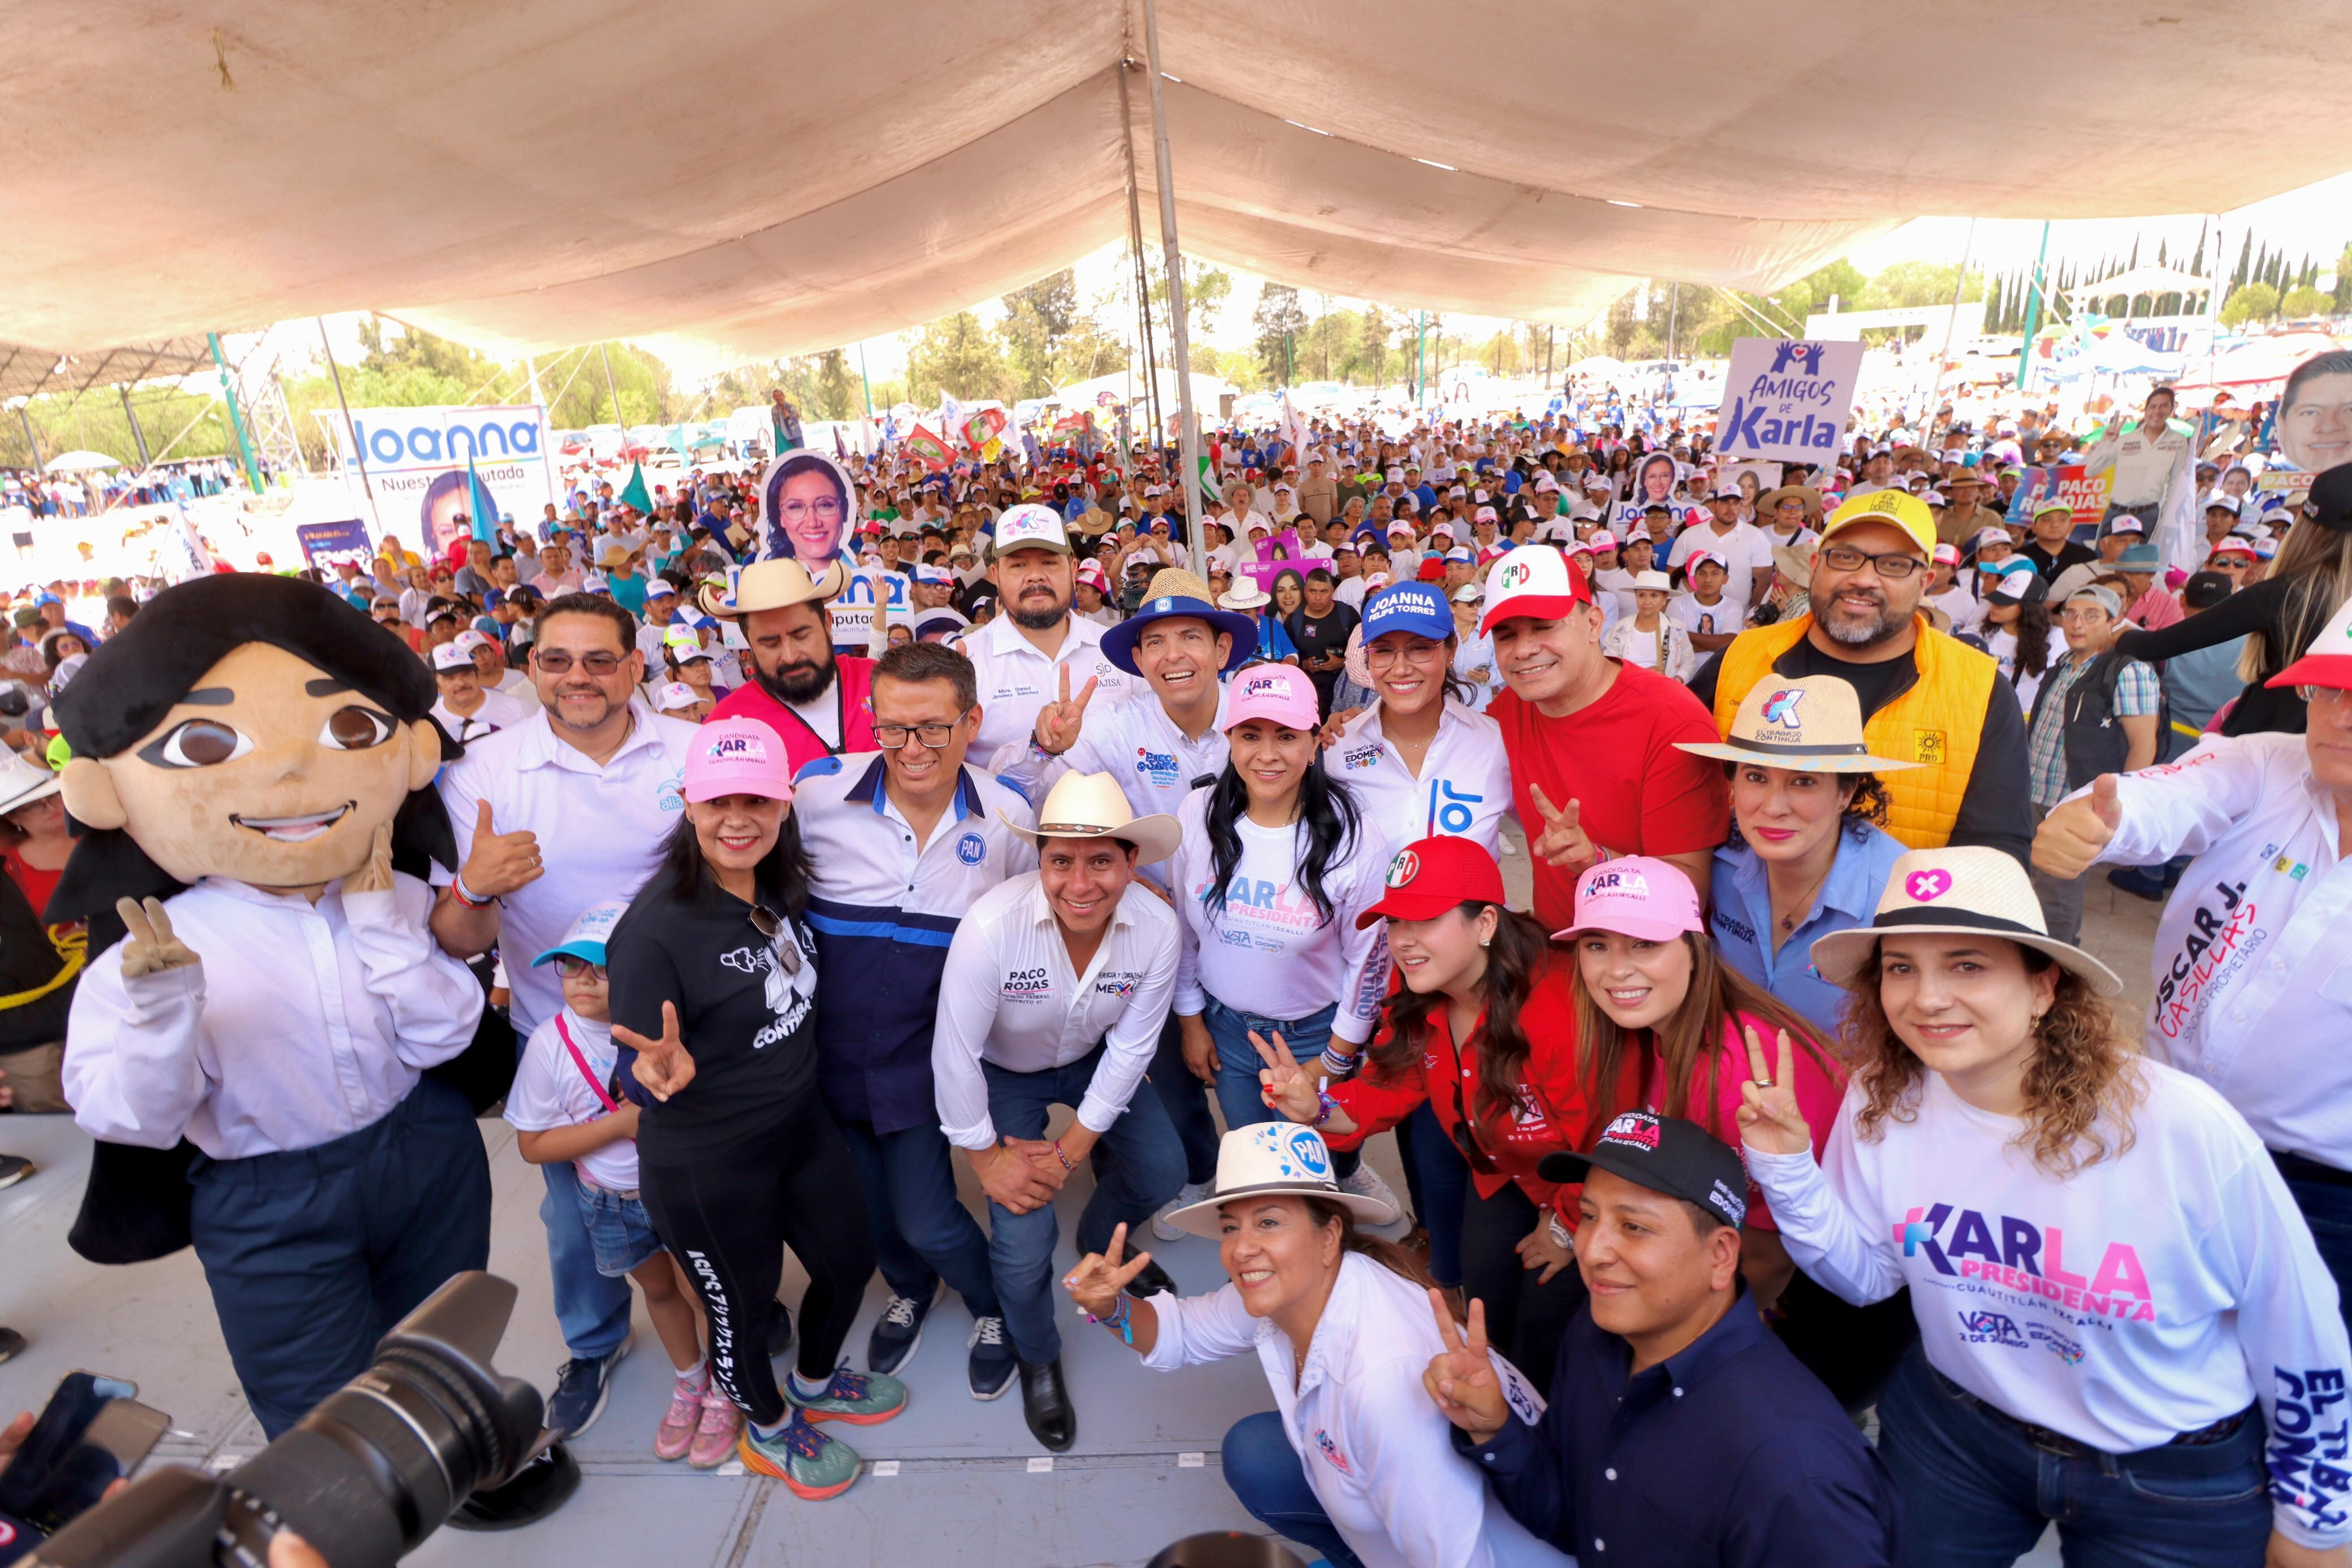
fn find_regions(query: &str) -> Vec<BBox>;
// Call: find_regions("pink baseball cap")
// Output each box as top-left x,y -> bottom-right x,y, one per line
682,716 -> 797,804
1223,665 -> 1321,733
1550,856 -> 1705,943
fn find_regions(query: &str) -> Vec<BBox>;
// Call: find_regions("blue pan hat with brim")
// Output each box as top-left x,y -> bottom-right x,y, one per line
1101,569 -> 1259,676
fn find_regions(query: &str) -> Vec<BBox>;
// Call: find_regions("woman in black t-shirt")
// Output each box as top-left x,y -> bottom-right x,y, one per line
608,716 -> 900,1500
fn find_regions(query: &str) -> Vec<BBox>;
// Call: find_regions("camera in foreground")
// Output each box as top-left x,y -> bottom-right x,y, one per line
29,1272 -> 552,1568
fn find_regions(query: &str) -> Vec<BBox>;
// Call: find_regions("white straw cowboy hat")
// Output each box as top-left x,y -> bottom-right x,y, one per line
1674,674 -> 1920,774
1001,770 -> 1182,865
698,556 -> 847,619
0,748 -> 62,818
1161,1123 -> 1399,1237
1810,844 -> 2123,995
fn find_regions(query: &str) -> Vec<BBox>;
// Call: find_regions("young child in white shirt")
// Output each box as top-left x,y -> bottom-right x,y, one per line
505,903 -> 727,1464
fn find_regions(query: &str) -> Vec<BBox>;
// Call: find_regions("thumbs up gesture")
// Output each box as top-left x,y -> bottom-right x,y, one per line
460,797 -> 543,899
2032,773 -> 2123,880
617,1000 -> 696,1102
1031,664 -> 1099,756
1527,784 -> 1596,873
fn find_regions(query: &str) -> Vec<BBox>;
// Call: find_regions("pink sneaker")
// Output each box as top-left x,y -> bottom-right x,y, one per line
688,1387 -> 745,1469
654,1380 -> 703,1461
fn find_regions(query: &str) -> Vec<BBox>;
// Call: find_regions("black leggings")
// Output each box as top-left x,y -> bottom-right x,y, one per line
638,1098 -> 876,1426
1458,1179 -> 1585,1384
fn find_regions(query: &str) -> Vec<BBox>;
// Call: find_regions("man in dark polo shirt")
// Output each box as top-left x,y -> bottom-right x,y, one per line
1424,1112 -> 1899,1567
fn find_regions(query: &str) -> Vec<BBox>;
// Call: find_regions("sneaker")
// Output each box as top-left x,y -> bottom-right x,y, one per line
1152,1180 -> 1213,1241
686,1387 -> 743,1469
654,1381 -> 703,1462
544,1335 -> 631,1437
1338,1162 -> 1403,1227
0,1155 -> 33,1192
866,1281 -> 941,1376
967,1316 -> 1016,1401
738,1411 -> 862,1501
786,1366 -> 907,1426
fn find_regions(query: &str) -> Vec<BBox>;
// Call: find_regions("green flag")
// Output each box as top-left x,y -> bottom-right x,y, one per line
619,461 -> 652,513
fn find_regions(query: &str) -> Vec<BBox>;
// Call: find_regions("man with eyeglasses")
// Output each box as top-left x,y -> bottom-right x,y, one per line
428,592 -> 704,1437
1693,491 -> 2033,863
790,642 -> 1035,1403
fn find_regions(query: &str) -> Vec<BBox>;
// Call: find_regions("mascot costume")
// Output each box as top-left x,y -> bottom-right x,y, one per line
50,574 -> 498,1440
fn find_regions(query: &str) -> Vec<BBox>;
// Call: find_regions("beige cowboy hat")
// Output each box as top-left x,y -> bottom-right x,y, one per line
1770,536 -> 1819,586
698,556 -> 848,619
1219,579 -> 1272,612
1161,1123 -> 1399,1237
1675,673 -> 1919,773
0,747 -> 62,818
1757,484 -> 1824,521
1810,844 -> 2123,995
1000,770 -> 1183,865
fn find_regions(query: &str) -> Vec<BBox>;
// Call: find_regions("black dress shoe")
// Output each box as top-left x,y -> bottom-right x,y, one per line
1125,1255 -> 1177,1300
1018,1356 -> 1076,1452
766,1300 -> 795,1359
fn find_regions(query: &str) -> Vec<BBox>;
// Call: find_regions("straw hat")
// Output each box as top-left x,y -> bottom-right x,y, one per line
0,747 -> 62,818
1000,770 -> 1182,864
1160,1123 -> 1399,1237
1757,484 -> 1823,521
1809,845 -> 2123,994
1674,674 -> 1921,773
698,556 -> 848,619
1220,579 -> 1273,611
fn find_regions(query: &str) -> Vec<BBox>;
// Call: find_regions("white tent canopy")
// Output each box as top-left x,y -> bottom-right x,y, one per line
1052,367 -> 1234,410
2063,265 -> 2216,301
3,0 -> 2349,364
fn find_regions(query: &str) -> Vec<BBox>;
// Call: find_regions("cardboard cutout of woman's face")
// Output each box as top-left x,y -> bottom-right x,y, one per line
60,642 -> 442,888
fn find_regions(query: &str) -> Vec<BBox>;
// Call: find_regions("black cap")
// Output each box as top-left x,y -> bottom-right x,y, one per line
2303,461 -> 2352,534
1537,1111 -> 1750,1227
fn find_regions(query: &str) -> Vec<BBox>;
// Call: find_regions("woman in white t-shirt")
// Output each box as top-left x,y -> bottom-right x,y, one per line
1171,665 -> 1395,1215
1739,846 -> 2352,1568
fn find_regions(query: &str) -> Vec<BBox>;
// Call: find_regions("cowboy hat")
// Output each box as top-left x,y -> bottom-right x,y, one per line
1676,674 -> 1919,773
1757,484 -> 1824,521
698,556 -> 848,619
1102,569 -> 1257,675
1160,1123 -> 1399,1237
1001,770 -> 1182,864
0,747 -> 62,818
1810,845 -> 2122,994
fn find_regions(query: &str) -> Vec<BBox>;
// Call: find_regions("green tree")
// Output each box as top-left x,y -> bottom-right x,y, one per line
2282,285 -> 2335,320
2219,281 -> 2280,328
903,311 -> 1014,405
1252,284 -> 1309,384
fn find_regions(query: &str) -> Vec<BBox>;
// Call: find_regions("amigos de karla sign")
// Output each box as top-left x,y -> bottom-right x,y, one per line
1714,339 -> 1865,464
319,405 -> 557,560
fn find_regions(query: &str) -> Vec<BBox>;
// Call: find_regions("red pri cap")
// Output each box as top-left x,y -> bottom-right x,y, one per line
1357,835 -> 1508,928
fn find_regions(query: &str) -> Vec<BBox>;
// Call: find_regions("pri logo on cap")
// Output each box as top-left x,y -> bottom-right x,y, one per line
1905,868 -> 1953,902
1598,1110 -> 1662,1151
1386,848 -> 1421,888
1759,687 -> 1805,729
1495,558 -> 1534,594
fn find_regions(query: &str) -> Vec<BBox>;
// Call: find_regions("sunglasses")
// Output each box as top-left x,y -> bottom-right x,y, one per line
534,649 -> 624,675
745,906 -> 803,976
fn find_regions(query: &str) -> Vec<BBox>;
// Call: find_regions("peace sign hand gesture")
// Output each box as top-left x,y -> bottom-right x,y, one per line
1527,784 -> 1596,873
1735,1022 -> 1811,1158
115,896 -> 198,979
617,1001 -> 697,1102
1421,1290 -> 1509,1444
1062,1222 -> 1155,1319
1251,1030 -> 1320,1124
1032,664 -> 1099,756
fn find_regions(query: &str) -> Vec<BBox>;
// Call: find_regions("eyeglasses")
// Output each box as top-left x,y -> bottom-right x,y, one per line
1816,542 -> 1925,580
1365,640 -> 1446,669
553,956 -> 607,981
776,497 -> 845,525
534,649 -> 624,675
2299,685 -> 2351,707
873,707 -> 974,750
745,905 -> 803,975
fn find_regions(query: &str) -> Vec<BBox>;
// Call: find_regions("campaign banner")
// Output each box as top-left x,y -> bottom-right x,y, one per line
321,405 -> 556,563
960,406 -> 1007,452
1236,528 -> 1312,592
295,519 -> 374,571
1714,339 -> 1865,462
2007,465 -> 2115,533
903,425 -> 953,471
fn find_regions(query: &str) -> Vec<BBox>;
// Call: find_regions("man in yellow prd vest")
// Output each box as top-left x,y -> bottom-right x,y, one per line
1690,490 -> 2033,863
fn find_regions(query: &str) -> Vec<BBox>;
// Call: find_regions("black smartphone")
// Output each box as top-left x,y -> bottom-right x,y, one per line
0,1370 -> 171,1555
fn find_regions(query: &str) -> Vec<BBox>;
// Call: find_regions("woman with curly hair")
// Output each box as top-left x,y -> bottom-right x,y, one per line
1740,845 -> 2352,1568
1679,674 -> 1916,1037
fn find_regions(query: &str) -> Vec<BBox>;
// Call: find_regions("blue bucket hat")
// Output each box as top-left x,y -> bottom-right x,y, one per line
1359,581 -> 1454,645
533,900 -> 629,969
1100,590 -> 1259,676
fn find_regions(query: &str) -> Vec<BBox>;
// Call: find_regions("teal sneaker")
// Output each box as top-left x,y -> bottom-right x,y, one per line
786,1365 -> 908,1426
738,1411 -> 862,1500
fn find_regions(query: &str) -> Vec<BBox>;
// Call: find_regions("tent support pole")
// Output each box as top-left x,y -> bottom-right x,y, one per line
598,343 -> 625,427
16,406 -> 43,477
318,318 -> 383,536
1140,0 -> 1204,536
1118,55 -> 1165,467
120,386 -> 151,467
2016,220 -> 2052,395
1925,218 -> 1976,426
208,332 -> 263,492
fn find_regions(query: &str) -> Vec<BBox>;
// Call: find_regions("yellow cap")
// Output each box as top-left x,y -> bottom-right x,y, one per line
1822,491 -> 1935,557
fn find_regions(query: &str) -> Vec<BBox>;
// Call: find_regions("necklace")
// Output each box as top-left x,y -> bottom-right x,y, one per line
1772,859 -> 1835,935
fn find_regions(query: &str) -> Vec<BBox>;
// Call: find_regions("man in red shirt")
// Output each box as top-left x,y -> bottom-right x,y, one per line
703,557 -> 877,774
1480,545 -> 1728,932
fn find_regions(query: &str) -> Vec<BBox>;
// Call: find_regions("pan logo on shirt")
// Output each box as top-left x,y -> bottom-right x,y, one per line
956,832 -> 987,866
1895,1203 -> 2156,1322
1002,965 -> 1053,1002
1313,1430 -> 1352,1475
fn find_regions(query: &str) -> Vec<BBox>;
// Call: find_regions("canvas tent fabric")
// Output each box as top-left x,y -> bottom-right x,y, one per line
2,0 -> 2348,364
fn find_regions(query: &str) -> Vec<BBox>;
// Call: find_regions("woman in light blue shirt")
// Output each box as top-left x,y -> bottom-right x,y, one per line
1676,674 -> 1916,1040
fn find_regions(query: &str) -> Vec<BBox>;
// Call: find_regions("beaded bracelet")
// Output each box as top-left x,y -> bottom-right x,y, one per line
1313,1089 -> 1339,1129
1084,1290 -> 1135,1345
1051,1139 -> 1076,1173
1317,1044 -> 1360,1080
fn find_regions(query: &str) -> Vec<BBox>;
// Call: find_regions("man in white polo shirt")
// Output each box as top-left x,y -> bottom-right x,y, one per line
931,772 -> 1185,1454
1667,484 -> 1773,622
428,591 -> 700,1436
957,504 -> 1134,759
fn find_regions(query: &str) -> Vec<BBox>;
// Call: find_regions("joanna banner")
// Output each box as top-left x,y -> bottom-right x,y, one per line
319,405 -> 557,560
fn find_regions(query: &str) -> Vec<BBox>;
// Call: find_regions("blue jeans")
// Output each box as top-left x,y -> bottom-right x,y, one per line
1148,1010 -> 1221,1188
1200,995 -> 1359,1184
1222,1411 -> 1364,1568
574,1176 -> 662,1277
981,1044 -> 1186,1364
1398,1100 -> 1469,1288
2279,1162 -> 2352,1348
1877,1342 -> 2271,1568
838,1116 -> 1001,1320
519,1027 -> 632,1361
